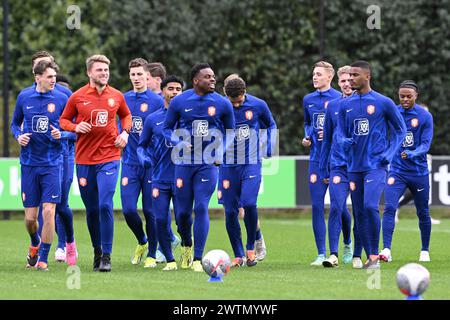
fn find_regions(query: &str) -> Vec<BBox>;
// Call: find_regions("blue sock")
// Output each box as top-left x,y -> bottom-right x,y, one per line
30,232 -> 41,247
39,242 -> 51,263
255,229 -> 262,241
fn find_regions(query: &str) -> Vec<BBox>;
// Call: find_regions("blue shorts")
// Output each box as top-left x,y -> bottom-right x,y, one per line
21,165 -> 61,207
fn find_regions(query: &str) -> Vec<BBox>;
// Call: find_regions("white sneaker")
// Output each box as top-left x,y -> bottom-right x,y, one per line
379,248 -> 392,262
322,254 -> 339,268
430,217 -> 441,225
395,209 -> 399,224
352,257 -> 363,269
155,249 -> 167,263
419,251 -> 430,262
310,254 -> 326,266
55,247 -> 66,263
255,235 -> 267,261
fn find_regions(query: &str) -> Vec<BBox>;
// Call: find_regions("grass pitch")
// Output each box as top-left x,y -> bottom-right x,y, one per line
0,215 -> 449,300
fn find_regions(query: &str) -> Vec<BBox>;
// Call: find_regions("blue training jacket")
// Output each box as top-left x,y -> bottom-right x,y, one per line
163,89 -> 235,166
11,88 -> 69,166
337,90 -> 406,173
303,87 -> 341,163
223,94 -> 277,166
389,104 -> 433,176
122,89 -> 164,166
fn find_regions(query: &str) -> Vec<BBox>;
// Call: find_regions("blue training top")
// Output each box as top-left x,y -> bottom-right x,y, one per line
122,89 -> 164,166
11,88 -> 69,166
163,89 -> 235,166
337,90 -> 406,173
223,94 -> 277,166
319,95 -> 348,178
389,104 -> 433,176
303,87 -> 341,163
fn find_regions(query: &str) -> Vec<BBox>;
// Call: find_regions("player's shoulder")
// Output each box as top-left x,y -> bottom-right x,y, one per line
71,84 -> 90,96
303,90 -> 317,101
172,89 -> 194,104
370,90 -> 394,103
17,86 -> 34,101
329,87 -> 341,98
107,85 -> 125,97
245,93 -> 266,105
55,83 -> 72,98
123,89 -> 134,98
145,89 -> 164,102
50,88 -> 69,102
415,104 -> 433,120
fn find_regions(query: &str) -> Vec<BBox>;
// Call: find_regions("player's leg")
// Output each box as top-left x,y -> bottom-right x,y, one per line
409,175 -> 431,261
142,167 -> 158,267
56,156 -> 77,265
21,165 -> 42,267
121,163 -> 148,264
96,160 -> 120,272
362,169 -> 386,268
221,166 -> 245,266
77,164 -> 102,271
152,182 -> 175,269
324,169 -> 346,267
350,201 -> 364,268
55,154 -> 68,258
37,165 -> 62,270
380,173 -> 406,262
173,166 -> 195,269
241,163 -> 262,267
396,188 -> 414,223
338,170 -> 353,263
308,162 -> 328,265
191,165 -> 218,271
348,172 -> 367,268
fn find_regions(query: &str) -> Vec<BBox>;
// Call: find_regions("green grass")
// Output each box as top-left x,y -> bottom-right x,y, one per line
0,216 -> 449,300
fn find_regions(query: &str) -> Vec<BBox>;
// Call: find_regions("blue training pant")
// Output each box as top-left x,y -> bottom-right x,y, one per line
174,165 -> 218,260
382,172 -> 431,251
309,161 -> 328,256
76,160 -> 119,255
348,168 -> 387,256
219,164 -> 262,257
328,167 -> 353,255
152,181 -> 177,262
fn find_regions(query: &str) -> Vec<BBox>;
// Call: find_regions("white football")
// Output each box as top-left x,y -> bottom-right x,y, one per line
201,249 -> 231,278
396,263 -> 430,296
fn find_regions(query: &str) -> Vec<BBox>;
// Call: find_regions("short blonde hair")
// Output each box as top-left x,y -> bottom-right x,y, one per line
314,61 -> 335,76
86,54 -> 110,71
337,65 -> 352,78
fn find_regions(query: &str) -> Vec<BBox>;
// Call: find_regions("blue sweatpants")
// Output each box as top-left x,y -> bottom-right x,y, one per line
328,167 -> 352,255
38,153 -> 75,246
76,160 -> 119,255
382,172 -> 431,251
174,165 -> 218,260
309,161 -> 328,256
348,169 -> 387,256
220,164 -> 261,257
152,181 -> 177,262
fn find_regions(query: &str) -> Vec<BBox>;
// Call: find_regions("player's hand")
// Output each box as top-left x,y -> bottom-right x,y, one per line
75,122 -> 92,134
50,125 -> 61,140
17,133 -> 32,146
401,151 -> 408,159
318,130 -> 324,141
115,131 -> 129,148
301,137 -> 311,147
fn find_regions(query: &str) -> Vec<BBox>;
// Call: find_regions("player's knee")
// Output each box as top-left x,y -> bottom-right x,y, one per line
383,203 -> 397,215
364,201 -> 379,215
99,202 -> 113,214
194,202 -> 208,215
